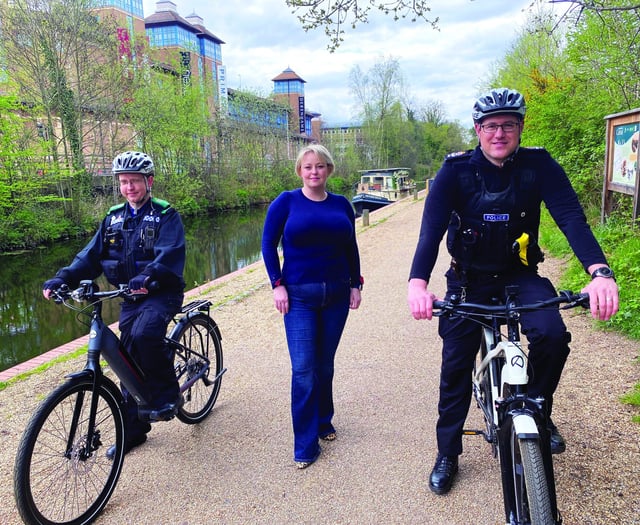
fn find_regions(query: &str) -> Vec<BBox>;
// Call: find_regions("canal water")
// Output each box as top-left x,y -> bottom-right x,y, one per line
0,206 -> 268,373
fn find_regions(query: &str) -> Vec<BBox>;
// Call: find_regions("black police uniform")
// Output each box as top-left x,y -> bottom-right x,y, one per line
409,145 -> 609,457
54,197 -> 186,438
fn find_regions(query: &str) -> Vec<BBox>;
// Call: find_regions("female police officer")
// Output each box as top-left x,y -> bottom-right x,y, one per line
43,151 -> 186,456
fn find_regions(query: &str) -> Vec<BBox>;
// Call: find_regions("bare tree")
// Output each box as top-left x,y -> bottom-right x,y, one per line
548,0 -> 640,25
349,57 -> 412,167
286,0 -> 439,51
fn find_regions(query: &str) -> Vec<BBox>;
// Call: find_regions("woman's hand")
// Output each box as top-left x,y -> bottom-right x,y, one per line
350,288 -> 361,310
273,285 -> 289,314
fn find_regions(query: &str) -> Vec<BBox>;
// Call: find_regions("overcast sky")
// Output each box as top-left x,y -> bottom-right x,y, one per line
142,0 -> 553,126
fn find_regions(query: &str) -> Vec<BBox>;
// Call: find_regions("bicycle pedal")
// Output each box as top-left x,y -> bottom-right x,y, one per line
462,429 -> 484,436
150,406 -> 177,421
139,397 -> 184,422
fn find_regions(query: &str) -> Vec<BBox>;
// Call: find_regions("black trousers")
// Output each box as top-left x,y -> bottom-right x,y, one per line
119,292 -> 184,437
436,268 -> 571,457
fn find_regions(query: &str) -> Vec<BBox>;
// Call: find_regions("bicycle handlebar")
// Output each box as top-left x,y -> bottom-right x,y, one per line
52,280 -> 155,304
433,290 -> 590,318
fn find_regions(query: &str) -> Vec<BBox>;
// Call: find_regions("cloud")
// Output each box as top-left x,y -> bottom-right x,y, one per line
142,0 -> 540,125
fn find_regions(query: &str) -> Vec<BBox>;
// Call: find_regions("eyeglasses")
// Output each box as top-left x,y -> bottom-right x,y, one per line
480,122 -> 520,134
119,177 -> 146,186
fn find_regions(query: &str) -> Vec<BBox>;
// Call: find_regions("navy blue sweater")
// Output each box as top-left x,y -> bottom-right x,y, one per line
262,189 -> 361,288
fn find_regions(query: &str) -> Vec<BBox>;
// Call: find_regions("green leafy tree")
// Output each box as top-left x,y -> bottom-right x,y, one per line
347,57 -> 473,181
2,0 -> 128,223
491,4 -> 640,210
0,94 -> 77,248
125,63 -> 213,214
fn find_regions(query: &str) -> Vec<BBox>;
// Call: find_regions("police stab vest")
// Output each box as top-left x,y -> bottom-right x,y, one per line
446,160 -> 544,274
100,198 -> 171,285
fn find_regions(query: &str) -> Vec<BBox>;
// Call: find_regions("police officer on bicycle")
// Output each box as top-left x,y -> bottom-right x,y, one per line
43,151 -> 186,457
407,88 -> 619,495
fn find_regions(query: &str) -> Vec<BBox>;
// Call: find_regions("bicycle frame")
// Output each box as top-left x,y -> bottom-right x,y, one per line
66,282 -> 218,420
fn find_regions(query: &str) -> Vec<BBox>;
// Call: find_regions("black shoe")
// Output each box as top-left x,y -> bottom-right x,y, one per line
106,433 -> 147,461
429,454 -> 458,495
548,422 -> 566,454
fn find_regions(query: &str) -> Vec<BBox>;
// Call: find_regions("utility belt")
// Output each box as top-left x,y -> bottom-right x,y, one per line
449,258 -> 505,283
450,231 -> 544,283
447,212 -> 545,276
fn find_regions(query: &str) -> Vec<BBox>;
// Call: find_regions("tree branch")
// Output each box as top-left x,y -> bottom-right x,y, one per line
286,0 -> 439,52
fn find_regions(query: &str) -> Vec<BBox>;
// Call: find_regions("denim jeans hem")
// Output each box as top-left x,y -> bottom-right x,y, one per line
295,445 -> 321,464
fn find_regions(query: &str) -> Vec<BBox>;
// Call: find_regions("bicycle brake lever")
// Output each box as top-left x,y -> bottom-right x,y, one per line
558,290 -> 590,309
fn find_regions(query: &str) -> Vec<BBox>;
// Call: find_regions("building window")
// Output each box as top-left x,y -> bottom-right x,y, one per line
147,26 -> 198,52
274,80 -> 304,95
94,0 -> 144,19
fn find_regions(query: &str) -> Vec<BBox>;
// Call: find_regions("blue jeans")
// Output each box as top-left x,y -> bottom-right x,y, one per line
284,281 -> 351,462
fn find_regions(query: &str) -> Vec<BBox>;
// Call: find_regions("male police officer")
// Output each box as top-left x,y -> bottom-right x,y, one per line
43,151 -> 186,456
407,88 -> 618,495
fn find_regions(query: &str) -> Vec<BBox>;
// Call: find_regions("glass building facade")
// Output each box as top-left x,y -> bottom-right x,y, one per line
94,0 -> 144,19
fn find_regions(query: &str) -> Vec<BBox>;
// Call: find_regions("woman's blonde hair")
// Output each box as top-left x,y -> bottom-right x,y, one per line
295,144 -> 335,176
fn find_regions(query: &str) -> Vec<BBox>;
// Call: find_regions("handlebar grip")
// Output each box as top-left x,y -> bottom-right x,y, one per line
127,280 -> 160,296
558,290 -> 590,307
576,292 -> 590,307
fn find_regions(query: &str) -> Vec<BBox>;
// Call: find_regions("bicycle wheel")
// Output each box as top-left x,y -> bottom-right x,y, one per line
14,376 -> 125,525
512,434 -> 555,525
170,313 -> 223,424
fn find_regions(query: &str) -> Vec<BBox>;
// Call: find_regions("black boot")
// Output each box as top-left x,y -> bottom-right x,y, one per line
548,421 -> 566,454
106,433 -> 148,461
429,454 -> 458,495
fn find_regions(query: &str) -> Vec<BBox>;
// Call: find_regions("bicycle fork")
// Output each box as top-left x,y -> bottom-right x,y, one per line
465,340 -> 562,524
64,349 -> 110,462
496,342 -> 561,524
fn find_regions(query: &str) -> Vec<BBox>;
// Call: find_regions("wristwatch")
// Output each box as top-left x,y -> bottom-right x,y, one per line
591,267 -> 615,280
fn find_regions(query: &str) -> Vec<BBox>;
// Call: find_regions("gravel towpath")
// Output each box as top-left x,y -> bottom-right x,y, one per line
1,195 -> 639,524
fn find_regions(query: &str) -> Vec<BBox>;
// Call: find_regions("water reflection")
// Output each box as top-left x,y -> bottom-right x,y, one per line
183,207 -> 267,287
0,207 -> 267,372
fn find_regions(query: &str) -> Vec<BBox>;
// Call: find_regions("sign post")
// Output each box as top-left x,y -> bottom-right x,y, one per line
602,109 -> 640,222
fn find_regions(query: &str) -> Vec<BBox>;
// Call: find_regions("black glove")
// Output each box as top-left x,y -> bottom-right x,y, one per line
43,277 -> 66,292
128,274 -> 150,293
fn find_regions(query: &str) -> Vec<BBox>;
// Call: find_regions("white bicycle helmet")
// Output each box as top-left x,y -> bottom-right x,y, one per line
112,151 -> 155,176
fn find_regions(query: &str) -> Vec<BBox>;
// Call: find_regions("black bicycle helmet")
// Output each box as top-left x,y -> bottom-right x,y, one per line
112,151 -> 155,176
472,88 -> 526,122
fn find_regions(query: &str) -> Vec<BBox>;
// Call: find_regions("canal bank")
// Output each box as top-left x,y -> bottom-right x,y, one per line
1,194 -> 639,524
0,206 -> 268,373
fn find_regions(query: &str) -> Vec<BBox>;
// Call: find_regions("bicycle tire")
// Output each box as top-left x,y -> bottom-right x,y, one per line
14,376 -> 126,525
512,435 -> 555,525
170,313 -> 223,424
